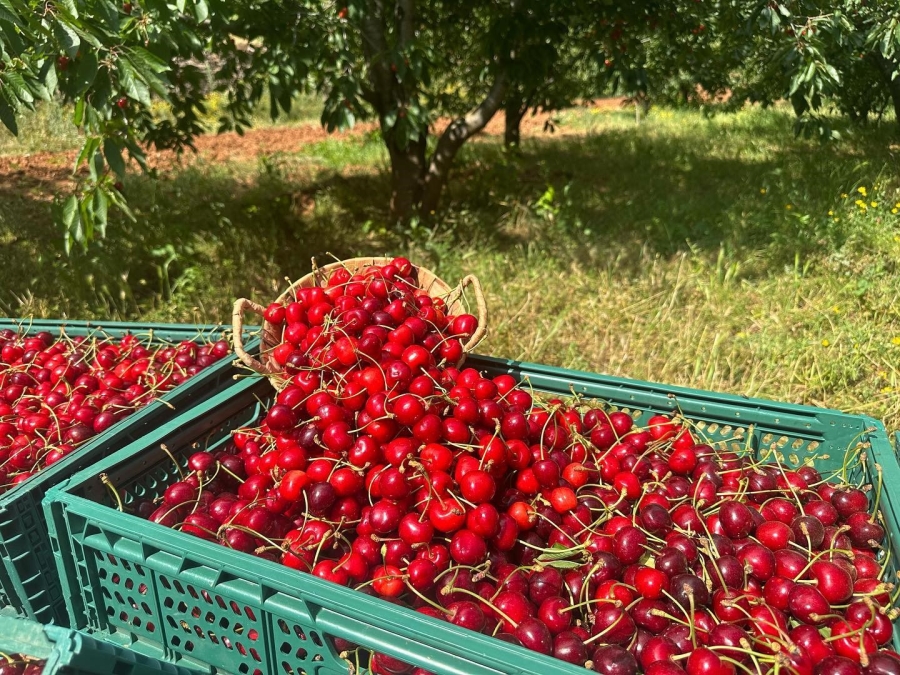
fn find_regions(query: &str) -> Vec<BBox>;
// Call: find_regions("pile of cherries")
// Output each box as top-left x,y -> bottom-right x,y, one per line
0,656 -> 43,674
0,327 -> 230,494
140,259 -> 899,675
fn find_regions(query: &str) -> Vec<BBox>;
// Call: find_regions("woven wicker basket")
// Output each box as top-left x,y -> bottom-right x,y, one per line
233,257 -> 487,379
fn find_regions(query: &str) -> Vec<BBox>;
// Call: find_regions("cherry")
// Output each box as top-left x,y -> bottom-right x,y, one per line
553,631 -> 588,665
538,596 -> 572,634
592,645 -> 638,675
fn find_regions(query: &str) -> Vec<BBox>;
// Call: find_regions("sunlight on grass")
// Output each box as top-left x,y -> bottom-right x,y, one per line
4,102 -> 900,428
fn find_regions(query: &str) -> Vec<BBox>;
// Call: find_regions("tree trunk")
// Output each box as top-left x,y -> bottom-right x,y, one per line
419,73 -> 509,216
387,133 -> 428,223
504,96 -> 527,148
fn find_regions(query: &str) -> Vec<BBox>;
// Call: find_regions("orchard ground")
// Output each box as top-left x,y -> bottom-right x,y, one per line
2,99 -> 900,429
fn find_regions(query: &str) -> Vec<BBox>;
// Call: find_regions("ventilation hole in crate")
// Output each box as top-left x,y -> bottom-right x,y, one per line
106,607 -> 114,617
185,641 -> 195,653
121,560 -> 132,571
114,591 -> 125,605
205,611 -> 215,624
173,580 -> 185,594
164,597 -> 174,609
194,626 -> 205,639
248,629 -> 259,642
191,606 -> 201,619
719,425 -> 732,437
139,583 -> 148,595
238,665 -> 249,675
172,635 -> 181,647
134,563 -> 145,577
223,637 -> 233,650
98,568 -> 108,580
281,662 -> 292,674
147,622 -> 155,633
160,577 -> 171,590
107,554 -> 117,565
295,648 -> 308,660
250,648 -> 261,662
125,578 -> 134,591
202,590 -> 213,604
293,626 -> 306,640
231,600 -> 242,616
128,596 -> 140,611
188,585 -> 199,600
142,602 -> 151,615
177,601 -> 188,614
112,573 -> 121,585
237,643 -> 248,657
281,643 -> 292,655
808,441 -> 820,452
132,617 -> 142,628
707,423 -> 719,434
278,620 -> 290,635
244,606 -> 257,621
310,632 -> 323,647
777,436 -> 789,448
119,611 -> 128,622
216,595 -> 227,610
101,587 -> 112,600
219,617 -> 230,630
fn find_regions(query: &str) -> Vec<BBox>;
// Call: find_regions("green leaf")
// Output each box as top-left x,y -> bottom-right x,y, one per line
3,71 -> 34,104
93,189 -> 108,238
176,0 -> 186,12
74,136 -> 101,173
118,59 -> 150,105
73,50 -> 98,94
127,46 -> 169,74
58,0 -> 78,19
73,97 -> 84,125
0,89 -> 18,135
39,59 -> 58,94
95,0 -> 119,32
194,0 -> 208,23
61,195 -> 79,230
90,148 -> 104,180
53,20 -> 80,58
0,0 -> 22,28
103,138 -> 125,178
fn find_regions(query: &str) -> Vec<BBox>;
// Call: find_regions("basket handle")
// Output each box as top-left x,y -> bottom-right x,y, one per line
455,274 -> 488,352
232,298 -> 275,375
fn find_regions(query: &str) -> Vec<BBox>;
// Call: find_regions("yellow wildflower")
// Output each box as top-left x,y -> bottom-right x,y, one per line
760,188 -> 767,195
827,210 -> 833,216
871,201 -> 878,207
841,193 -> 848,199
785,204 -> 793,210
832,306 -> 840,313
858,186 -> 867,196
821,339 -> 830,347
893,208 -> 899,215
882,386 -> 893,393
892,337 -> 900,346
855,199 -> 868,209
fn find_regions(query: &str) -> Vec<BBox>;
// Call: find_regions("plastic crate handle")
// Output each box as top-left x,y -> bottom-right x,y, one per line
315,608 -> 532,675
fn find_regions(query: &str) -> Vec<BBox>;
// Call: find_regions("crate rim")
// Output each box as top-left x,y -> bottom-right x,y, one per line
43,354 -> 899,675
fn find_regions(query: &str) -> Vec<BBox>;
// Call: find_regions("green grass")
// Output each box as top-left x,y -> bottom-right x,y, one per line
3,102 -> 900,429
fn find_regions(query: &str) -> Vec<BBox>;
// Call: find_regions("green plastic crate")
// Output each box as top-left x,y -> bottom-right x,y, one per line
0,614 -> 201,674
0,319 -> 260,626
42,355 -> 900,675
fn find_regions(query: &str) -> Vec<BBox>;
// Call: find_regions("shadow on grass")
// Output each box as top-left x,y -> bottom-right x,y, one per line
1,108 -> 898,319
